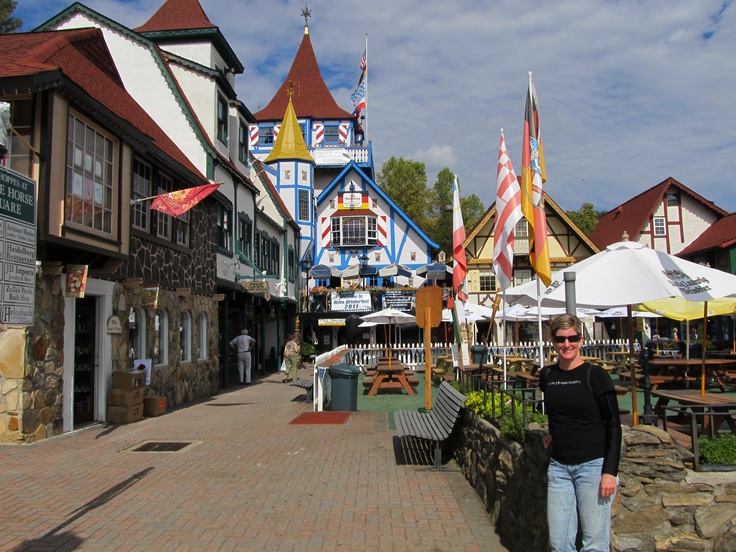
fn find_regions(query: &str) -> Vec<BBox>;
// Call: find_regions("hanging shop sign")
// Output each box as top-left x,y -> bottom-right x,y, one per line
241,280 -> 270,301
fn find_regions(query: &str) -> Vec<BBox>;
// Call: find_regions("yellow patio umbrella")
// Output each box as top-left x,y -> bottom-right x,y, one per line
638,296 -> 736,321
638,296 -> 736,396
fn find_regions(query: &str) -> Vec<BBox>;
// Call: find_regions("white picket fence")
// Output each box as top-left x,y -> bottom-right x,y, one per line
343,339 -> 643,372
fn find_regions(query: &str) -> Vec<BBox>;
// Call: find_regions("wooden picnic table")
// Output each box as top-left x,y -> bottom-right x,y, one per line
649,358 -> 736,392
652,389 -> 736,433
366,362 -> 417,396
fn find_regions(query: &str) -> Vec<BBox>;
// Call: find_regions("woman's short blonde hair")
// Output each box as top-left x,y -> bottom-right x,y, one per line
549,314 -> 583,338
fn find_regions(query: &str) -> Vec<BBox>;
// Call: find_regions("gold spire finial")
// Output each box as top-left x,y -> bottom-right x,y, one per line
301,5 -> 312,34
287,81 -> 295,99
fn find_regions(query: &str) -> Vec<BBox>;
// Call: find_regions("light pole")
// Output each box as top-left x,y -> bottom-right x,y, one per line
358,254 -> 369,290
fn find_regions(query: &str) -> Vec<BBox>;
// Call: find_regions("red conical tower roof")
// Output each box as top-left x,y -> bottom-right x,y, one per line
134,0 -> 216,32
256,27 -> 352,121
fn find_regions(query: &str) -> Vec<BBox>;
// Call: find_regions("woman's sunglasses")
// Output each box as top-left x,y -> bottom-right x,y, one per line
552,334 -> 581,344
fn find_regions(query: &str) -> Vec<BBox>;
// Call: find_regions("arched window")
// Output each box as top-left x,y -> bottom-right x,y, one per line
127,307 -> 147,366
180,311 -> 192,362
154,309 -> 168,365
198,313 -> 208,360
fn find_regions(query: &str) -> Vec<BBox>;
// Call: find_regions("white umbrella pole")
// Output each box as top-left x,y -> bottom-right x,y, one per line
536,279 -> 544,367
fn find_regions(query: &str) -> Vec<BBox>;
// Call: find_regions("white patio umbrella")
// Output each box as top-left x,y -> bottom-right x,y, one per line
360,308 -> 416,364
378,263 -> 412,278
598,307 -> 662,319
505,240 -> 736,309
504,239 -> 736,414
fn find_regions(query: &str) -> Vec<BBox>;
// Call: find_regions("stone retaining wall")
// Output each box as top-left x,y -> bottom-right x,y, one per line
454,410 -> 736,551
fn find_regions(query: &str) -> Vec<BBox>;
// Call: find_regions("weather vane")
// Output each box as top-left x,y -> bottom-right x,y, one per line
301,5 -> 312,27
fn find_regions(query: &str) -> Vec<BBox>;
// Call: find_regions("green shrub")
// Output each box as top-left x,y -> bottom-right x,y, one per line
698,434 -> 736,465
463,391 -> 547,442
299,341 -> 316,361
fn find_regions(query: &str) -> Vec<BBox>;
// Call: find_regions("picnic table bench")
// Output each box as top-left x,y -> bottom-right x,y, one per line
394,382 -> 466,470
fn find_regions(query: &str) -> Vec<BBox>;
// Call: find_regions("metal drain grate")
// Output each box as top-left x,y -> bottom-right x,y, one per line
131,441 -> 192,453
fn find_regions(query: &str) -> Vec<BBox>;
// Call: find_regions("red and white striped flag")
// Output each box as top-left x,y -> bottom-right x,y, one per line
452,175 -> 468,302
493,130 -> 523,290
521,71 -> 551,286
150,182 -> 221,217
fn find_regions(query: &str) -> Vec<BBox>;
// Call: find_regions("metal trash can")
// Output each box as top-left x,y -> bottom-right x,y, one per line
470,344 -> 486,365
328,363 -> 360,411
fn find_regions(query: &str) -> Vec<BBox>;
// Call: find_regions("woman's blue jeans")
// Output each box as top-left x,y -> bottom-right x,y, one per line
547,458 -> 615,552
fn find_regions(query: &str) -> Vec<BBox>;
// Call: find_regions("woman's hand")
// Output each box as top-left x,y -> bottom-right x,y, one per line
599,474 -> 617,498
542,434 -> 552,449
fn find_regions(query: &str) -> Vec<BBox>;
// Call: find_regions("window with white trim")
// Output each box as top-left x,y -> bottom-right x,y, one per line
155,173 -> 173,240
238,119 -> 248,163
217,93 -> 228,144
180,311 -> 192,363
515,270 -> 532,286
259,127 -> 274,145
154,309 -> 168,365
514,220 -> 528,238
479,270 -> 497,292
4,98 -> 32,177
238,214 -> 252,259
288,246 -> 295,282
217,203 -> 232,251
127,307 -> 146,365
198,313 -> 208,360
331,216 -> 377,247
65,114 -> 114,233
653,217 -> 666,236
132,157 -> 151,231
298,189 -> 310,221
324,125 -> 340,144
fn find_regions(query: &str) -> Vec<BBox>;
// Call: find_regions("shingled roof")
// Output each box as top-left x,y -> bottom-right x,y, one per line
134,0 -> 215,32
0,28 -> 206,183
590,177 -> 728,249
679,212 -> 736,256
255,27 -> 353,121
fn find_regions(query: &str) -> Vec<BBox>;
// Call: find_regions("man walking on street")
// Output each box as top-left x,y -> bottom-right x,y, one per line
229,329 -> 255,385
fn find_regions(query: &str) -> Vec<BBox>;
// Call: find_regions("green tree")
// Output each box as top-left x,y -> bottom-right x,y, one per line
376,156 -> 430,228
566,202 -> 603,236
426,167 -> 455,256
0,0 -> 22,34
461,193 -> 485,234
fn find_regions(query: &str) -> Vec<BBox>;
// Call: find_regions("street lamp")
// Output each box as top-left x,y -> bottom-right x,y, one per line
358,254 -> 369,290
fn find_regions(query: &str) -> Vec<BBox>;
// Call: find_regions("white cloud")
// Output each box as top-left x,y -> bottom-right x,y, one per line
16,0 -> 736,213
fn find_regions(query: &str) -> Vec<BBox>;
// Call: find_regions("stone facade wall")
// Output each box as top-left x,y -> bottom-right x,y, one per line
0,272 -> 65,443
454,411 -> 736,552
0,271 -> 221,444
112,283 -> 220,408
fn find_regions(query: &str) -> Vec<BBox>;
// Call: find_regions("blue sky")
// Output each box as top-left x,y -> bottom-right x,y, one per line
14,0 -> 736,214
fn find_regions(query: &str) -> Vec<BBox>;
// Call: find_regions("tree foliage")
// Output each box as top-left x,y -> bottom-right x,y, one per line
566,202 -> 603,236
0,0 -> 22,34
376,156 -> 430,228
376,161 -> 486,258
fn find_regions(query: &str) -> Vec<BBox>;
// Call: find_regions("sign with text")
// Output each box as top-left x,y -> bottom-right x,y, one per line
382,290 -> 415,311
241,280 -> 271,301
0,166 -> 36,325
330,291 -> 371,312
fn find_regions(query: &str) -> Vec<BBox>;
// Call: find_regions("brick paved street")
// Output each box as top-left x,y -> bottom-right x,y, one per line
1,371 -> 508,551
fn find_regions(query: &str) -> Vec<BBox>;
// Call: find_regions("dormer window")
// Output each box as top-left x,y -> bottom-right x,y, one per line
217,93 -> 228,144
330,211 -> 377,247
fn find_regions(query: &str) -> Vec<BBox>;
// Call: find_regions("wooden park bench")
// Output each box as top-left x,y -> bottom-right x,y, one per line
394,382 -> 466,470
290,378 -> 314,401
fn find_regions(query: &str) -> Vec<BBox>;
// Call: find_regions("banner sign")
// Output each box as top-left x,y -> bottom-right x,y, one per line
330,291 -> 371,312
382,290 -> 415,311
0,166 -> 36,325
65,264 -> 88,298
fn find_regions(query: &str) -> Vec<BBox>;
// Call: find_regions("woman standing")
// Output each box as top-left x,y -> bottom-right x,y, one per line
540,314 -> 621,552
282,334 -> 299,383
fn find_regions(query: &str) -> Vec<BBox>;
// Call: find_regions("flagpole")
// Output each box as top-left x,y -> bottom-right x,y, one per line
536,278 -> 544,367
364,32 -> 368,140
